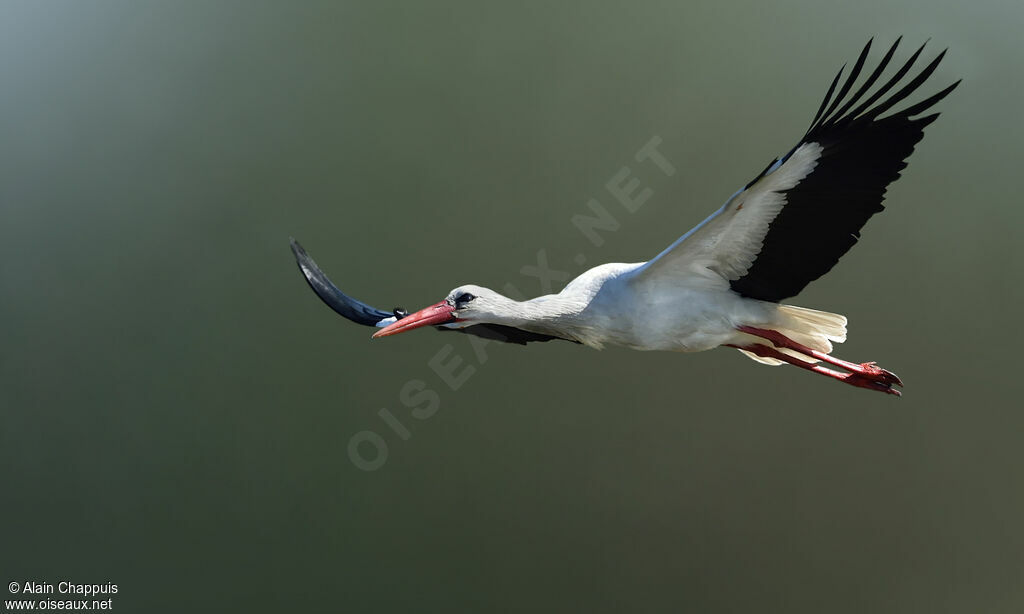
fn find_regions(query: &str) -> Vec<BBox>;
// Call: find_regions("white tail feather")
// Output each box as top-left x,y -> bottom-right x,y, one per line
738,348 -> 786,365
736,304 -> 848,366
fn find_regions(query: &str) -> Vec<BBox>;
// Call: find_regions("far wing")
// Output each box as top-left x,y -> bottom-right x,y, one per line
290,239 -> 569,345
291,238 -> 399,327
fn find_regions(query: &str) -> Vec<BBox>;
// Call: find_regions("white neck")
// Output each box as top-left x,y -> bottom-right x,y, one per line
472,292 -> 588,329
461,262 -> 642,345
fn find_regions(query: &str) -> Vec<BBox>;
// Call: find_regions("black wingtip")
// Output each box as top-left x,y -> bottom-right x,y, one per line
289,238 -> 394,327
807,65 -> 845,133
806,37 -> 956,133
289,237 -> 310,266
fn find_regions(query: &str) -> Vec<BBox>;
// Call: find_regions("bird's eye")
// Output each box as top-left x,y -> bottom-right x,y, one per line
455,293 -> 475,305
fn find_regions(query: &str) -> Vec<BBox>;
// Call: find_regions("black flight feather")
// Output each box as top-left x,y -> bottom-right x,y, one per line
291,238 -> 393,326
290,239 -> 572,345
729,39 -> 959,303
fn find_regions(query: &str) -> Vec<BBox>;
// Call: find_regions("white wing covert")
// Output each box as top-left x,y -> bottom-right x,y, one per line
627,38 -> 959,303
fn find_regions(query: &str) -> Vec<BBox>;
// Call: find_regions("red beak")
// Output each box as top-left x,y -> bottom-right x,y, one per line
372,300 -> 456,338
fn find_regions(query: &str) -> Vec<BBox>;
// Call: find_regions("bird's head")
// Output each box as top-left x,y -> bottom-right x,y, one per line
371,284 -> 509,338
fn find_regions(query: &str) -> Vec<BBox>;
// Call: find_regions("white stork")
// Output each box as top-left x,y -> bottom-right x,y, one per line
292,39 -> 958,396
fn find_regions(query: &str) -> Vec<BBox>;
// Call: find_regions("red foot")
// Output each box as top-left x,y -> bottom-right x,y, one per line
842,371 -> 902,397
857,362 -> 903,387
729,339 -> 903,397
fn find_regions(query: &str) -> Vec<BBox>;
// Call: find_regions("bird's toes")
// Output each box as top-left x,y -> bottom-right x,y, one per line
845,372 -> 903,396
859,362 -> 903,387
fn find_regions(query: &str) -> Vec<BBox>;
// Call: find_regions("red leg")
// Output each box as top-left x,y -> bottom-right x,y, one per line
737,325 -> 903,387
729,329 -> 903,397
727,343 -> 902,396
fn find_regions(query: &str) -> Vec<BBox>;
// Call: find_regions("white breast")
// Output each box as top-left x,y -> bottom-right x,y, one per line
554,263 -> 777,352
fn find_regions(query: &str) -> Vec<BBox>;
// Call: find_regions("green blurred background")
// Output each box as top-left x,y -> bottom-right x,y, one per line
2,1 -> 1022,612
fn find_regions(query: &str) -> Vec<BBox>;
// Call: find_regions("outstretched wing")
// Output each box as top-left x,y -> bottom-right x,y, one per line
290,239 -> 568,345
291,238 -> 399,326
629,38 -> 959,302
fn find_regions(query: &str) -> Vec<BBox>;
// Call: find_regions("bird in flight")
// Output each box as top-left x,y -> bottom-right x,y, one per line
292,38 -> 958,397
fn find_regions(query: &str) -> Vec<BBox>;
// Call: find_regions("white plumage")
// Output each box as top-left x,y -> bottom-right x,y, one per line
292,39 -> 960,396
